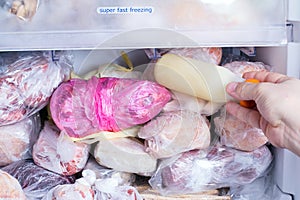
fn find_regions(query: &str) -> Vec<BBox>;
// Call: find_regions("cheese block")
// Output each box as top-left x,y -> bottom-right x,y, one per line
94,137 -> 157,175
154,54 -> 244,103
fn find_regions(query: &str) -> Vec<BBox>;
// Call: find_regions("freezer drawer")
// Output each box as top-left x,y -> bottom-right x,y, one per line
0,0 -> 287,51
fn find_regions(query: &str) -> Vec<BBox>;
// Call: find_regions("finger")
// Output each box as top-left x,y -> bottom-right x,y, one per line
226,81 -> 259,100
243,71 -> 289,83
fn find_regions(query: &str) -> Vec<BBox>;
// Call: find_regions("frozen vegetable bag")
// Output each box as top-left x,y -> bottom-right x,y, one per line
0,51 -> 71,126
50,76 -> 171,139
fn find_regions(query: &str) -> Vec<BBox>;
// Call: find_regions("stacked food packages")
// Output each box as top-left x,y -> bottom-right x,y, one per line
0,48 -> 276,200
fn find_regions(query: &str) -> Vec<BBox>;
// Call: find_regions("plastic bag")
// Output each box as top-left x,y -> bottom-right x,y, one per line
0,169 -> 26,200
168,47 -> 222,65
1,0 -> 39,21
84,157 -> 136,186
42,170 -> 96,200
0,51 -> 71,126
213,108 -> 268,152
32,121 -> 90,176
138,110 -> 211,159
50,77 -> 171,139
2,159 -> 76,200
149,143 -> 273,196
0,113 -> 41,167
222,61 -> 272,76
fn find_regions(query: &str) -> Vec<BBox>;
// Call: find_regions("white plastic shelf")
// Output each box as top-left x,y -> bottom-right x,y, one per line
0,0 -> 287,51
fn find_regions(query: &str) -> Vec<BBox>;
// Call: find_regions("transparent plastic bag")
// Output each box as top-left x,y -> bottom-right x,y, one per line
149,143 -> 273,196
213,107 -> 268,152
84,157 -> 136,186
2,159 -> 76,200
0,51 -> 71,126
1,0 -> 39,21
138,110 -> 211,159
32,121 -> 90,176
0,113 -> 41,167
0,169 -> 26,200
50,77 -> 171,139
222,61 -> 272,76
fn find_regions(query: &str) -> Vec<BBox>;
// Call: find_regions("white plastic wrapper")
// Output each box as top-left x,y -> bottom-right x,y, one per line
33,121 -> 90,176
149,143 -> 273,196
138,110 -> 211,159
84,157 -> 136,186
0,169 -> 26,200
0,51 -> 71,126
214,108 -> 268,152
0,113 -> 41,167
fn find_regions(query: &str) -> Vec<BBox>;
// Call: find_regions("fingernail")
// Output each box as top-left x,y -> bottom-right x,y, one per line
226,82 -> 238,93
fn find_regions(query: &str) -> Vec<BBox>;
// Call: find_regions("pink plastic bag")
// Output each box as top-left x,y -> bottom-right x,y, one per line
50,77 -> 171,138
149,143 -> 272,195
33,121 -> 90,176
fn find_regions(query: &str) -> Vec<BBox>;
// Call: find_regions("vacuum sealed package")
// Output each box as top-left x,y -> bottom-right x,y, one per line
32,121 -> 90,176
1,0 -> 39,21
50,76 -> 171,139
222,61 -> 272,76
149,143 -> 273,196
214,108 -> 268,152
0,113 -> 41,167
0,169 -> 26,200
0,51 -> 71,126
2,159 -> 76,200
138,110 -> 211,159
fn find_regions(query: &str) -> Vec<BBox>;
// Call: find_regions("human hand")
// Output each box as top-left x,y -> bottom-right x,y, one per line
226,71 -> 300,156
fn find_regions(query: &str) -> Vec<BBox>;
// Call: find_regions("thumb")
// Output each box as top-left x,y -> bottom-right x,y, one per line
226,82 -> 259,101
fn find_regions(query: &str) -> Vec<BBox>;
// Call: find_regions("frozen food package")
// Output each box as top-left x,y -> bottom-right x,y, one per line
50,76 -> 171,139
32,121 -> 90,176
2,159 -> 76,200
214,108 -> 268,152
138,110 -> 211,159
149,143 -> 272,195
168,47 -> 223,65
84,157 -> 136,186
0,113 -> 41,167
94,179 -> 143,200
0,169 -> 26,200
0,51 -> 71,126
163,91 -> 223,116
94,137 -> 157,175
42,170 -> 96,200
1,0 -> 39,21
222,61 -> 272,76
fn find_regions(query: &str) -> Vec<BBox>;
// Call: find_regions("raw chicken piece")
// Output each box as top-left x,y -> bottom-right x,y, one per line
94,137 -> 157,175
0,113 -> 41,167
138,110 -> 211,159
222,61 -> 271,76
0,52 -> 71,126
50,77 -> 171,139
214,111 -> 268,152
2,159 -> 76,200
150,143 -> 272,195
33,121 -> 90,176
168,47 -> 222,65
0,170 -> 26,200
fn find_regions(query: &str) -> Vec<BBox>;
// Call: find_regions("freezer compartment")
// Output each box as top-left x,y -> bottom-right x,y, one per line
0,0 -> 287,50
